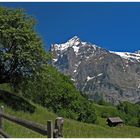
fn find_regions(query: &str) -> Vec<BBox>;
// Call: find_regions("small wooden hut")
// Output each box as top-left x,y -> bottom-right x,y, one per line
107,117 -> 123,127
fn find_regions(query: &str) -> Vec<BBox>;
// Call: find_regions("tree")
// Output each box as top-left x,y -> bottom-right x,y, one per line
0,7 -> 48,86
21,65 -> 97,124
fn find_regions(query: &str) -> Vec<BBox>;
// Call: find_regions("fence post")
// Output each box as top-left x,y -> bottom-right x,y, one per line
54,117 -> 64,138
0,106 -> 4,130
47,120 -> 53,138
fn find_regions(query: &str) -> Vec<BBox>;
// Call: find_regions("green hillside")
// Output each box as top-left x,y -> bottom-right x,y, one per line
1,101 -> 140,138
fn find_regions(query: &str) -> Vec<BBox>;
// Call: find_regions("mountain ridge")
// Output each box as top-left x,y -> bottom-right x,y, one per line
51,36 -> 140,104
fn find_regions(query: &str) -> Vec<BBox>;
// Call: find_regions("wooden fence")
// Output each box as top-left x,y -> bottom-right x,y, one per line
0,107 -> 64,138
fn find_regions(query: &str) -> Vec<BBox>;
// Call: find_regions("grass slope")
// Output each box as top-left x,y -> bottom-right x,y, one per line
1,102 -> 140,138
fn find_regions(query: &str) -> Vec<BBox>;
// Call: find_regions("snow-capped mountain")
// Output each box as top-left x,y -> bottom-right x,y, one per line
110,51 -> 140,62
51,36 -> 140,104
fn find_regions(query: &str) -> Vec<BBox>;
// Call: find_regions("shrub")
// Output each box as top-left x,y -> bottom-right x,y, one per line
101,112 -> 110,118
138,118 -> 140,127
0,89 -> 35,113
117,102 -> 140,127
21,65 -> 97,124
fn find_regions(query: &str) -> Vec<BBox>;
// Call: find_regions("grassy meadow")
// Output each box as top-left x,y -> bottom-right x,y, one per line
1,101 -> 140,138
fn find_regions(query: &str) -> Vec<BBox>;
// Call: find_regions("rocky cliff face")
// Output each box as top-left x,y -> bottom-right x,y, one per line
51,36 -> 140,104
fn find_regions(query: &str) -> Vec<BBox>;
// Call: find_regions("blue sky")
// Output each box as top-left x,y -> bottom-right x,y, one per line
0,2 -> 140,52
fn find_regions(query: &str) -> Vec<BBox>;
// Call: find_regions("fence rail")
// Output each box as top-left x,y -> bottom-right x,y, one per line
0,129 -> 10,138
0,108 -> 64,138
